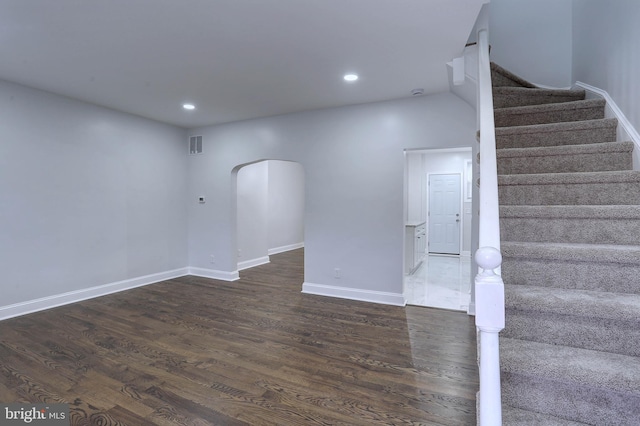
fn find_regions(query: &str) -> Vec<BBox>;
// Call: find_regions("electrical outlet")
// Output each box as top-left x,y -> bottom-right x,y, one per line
237,249 -> 242,258
210,255 -> 215,264
334,268 -> 341,279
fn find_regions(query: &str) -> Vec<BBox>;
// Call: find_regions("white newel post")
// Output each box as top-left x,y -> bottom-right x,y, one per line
474,24 -> 505,425
475,247 -> 505,426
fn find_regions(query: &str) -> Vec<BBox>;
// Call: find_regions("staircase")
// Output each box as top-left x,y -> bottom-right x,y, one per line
491,63 -> 640,425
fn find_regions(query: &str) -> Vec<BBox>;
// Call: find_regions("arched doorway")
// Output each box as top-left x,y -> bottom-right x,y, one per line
233,160 -> 305,272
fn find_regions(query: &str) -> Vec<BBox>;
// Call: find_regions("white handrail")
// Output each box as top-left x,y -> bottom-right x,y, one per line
475,28 -> 505,426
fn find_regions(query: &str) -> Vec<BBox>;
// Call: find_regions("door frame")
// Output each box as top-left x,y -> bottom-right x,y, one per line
426,171 -> 464,256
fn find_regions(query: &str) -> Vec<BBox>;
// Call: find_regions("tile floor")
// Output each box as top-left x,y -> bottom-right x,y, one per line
404,254 -> 472,311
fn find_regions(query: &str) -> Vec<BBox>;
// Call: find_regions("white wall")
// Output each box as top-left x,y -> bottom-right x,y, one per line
268,160 -> 304,253
0,80 -> 188,307
188,94 -> 476,302
405,153 -> 425,223
236,161 -> 269,267
572,0 -> 640,134
490,0 -> 573,88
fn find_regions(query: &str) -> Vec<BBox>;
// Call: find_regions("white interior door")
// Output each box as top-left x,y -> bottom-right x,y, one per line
428,174 -> 461,255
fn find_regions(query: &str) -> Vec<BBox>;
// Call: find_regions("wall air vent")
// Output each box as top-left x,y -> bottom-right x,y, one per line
189,135 -> 203,155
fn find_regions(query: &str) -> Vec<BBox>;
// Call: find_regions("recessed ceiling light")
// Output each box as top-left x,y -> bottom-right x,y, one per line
183,103 -> 196,110
343,74 -> 358,82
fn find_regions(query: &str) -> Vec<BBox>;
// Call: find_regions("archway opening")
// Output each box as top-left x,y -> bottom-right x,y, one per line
233,159 -> 305,273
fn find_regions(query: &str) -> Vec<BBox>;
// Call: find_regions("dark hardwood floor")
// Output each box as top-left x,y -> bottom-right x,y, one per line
0,249 -> 478,425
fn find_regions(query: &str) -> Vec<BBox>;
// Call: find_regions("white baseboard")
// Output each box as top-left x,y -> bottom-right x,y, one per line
188,266 -> 240,281
301,282 -> 406,306
237,256 -> 270,271
467,301 -> 476,316
268,242 -> 304,255
0,268 -> 189,321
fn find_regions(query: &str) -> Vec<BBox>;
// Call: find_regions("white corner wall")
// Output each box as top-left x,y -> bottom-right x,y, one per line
490,0 -> 573,88
236,161 -> 269,269
0,79 -> 188,312
405,153 -> 425,224
268,160 -> 304,253
572,0 -> 640,135
188,94 -> 477,304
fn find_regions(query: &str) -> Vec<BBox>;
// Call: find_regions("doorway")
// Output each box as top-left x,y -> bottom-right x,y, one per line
234,160 -> 305,273
428,173 -> 462,255
403,148 -> 472,311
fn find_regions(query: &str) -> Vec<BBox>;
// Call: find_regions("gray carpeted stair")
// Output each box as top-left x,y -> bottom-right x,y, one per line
501,241 -> 640,295
491,63 -> 640,425
504,285 -> 640,356
501,338 -> 640,425
502,406 -> 588,426
494,99 -> 606,127
491,62 -> 537,88
497,141 -> 634,174
493,87 -> 586,108
500,205 -> 640,245
496,118 -> 618,149
498,170 -> 640,205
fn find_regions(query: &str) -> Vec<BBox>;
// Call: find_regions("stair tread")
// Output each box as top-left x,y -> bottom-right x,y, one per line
493,86 -> 586,97
495,97 -> 605,113
491,62 -> 537,88
496,117 -> 617,136
505,284 -> 640,322
501,241 -> 640,264
497,140 -> 634,159
501,337 -> 640,394
500,204 -> 640,219
502,405 -> 589,425
499,169 -> 640,185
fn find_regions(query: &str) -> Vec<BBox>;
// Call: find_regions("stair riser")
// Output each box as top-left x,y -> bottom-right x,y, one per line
502,372 -> 640,425
497,151 -> 632,174
496,126 -> 617,149
491,72 -> 526,87
493,93 -> 585,109
503,312 -> 640,357
495,105 -> 604,127
500,217 -> 640,245
491,63 -> 537,89
499,181 -> 640,205
502,258 -> 640,294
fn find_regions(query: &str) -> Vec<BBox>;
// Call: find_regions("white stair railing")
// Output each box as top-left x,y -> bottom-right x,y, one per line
475,28 -> 505,426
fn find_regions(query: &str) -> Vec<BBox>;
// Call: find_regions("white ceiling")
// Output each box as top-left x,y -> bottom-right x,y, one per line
0,0 -> 484,128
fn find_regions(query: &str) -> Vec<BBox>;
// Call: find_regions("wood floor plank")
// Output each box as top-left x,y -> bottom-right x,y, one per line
0,249 -> 478,425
